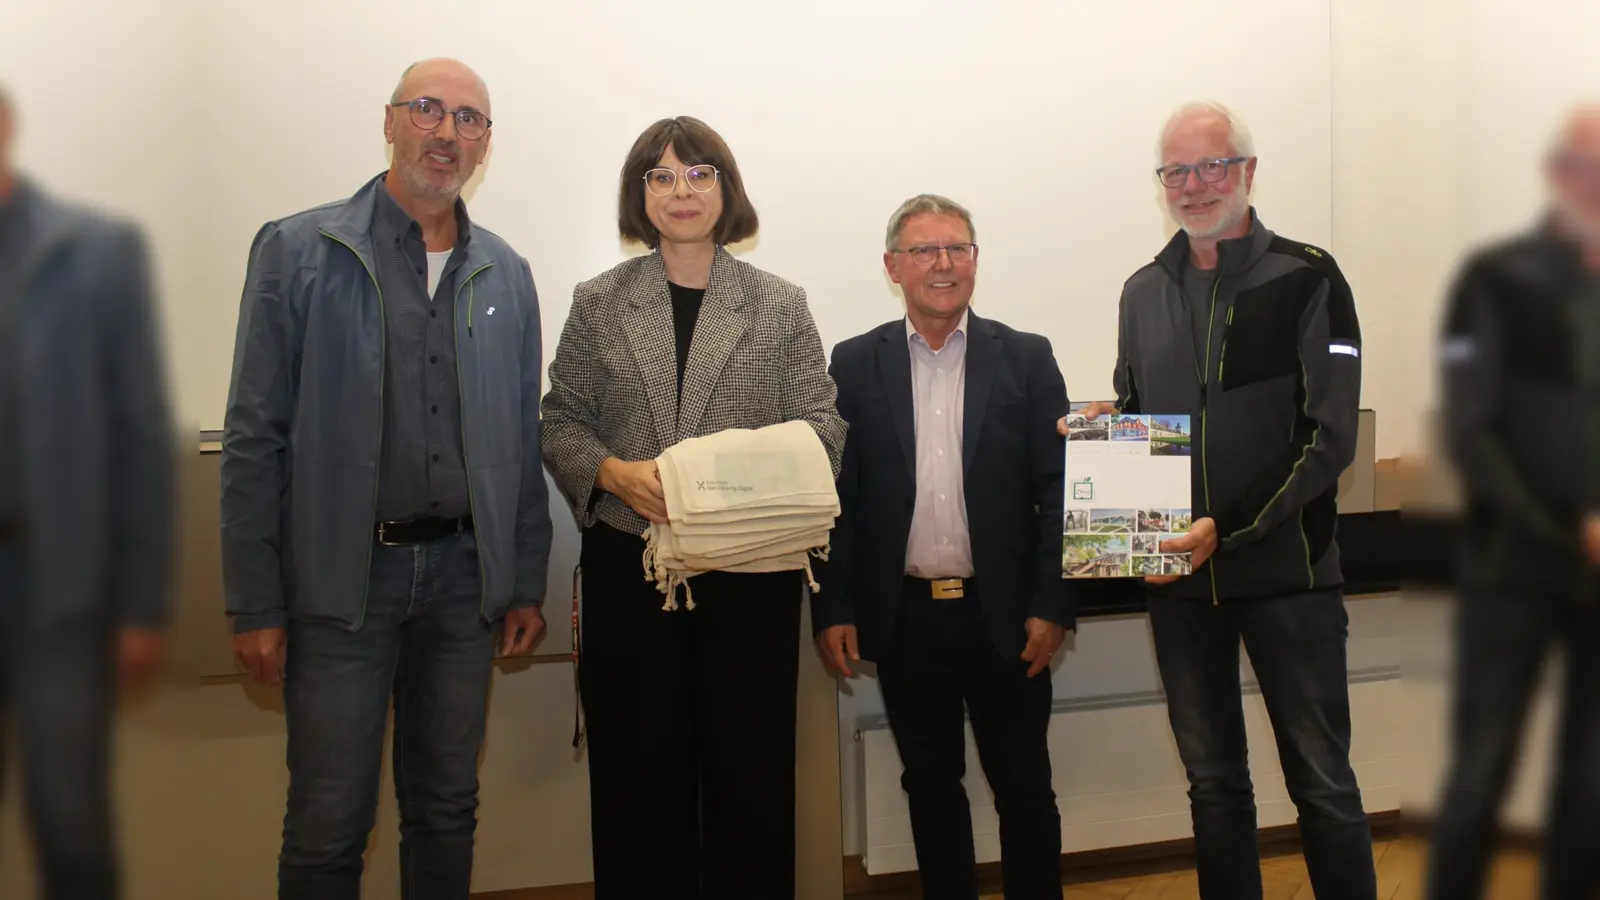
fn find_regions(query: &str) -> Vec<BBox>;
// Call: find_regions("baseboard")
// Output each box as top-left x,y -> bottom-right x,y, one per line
1400,814 -> 1542,855
843,809 -> 1402,895
472,811 -> 1406,900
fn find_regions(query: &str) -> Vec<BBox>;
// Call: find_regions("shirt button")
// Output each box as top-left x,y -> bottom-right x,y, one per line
431,405 -> 439,414
432,453 -> 441,462
416,266 -> 425,275
937,448 -> 944,457
430,355 -> 438,364
942,537 -> 950,545
430,310 -> 437,319
430,500 -> 440,508
939,493 -> 946,501
936,409 -> 943,416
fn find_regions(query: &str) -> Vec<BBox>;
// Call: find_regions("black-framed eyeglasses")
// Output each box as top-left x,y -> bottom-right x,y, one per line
644,165 -> 718,196
390,97 -> 492,141
892,243 -> 978,266
1156,156 -> 1249,189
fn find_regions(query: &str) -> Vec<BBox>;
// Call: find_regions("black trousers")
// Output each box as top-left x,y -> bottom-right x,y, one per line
877,578 -> 1061,900
580,522 -> 803,900
1425,586 -> 1600,900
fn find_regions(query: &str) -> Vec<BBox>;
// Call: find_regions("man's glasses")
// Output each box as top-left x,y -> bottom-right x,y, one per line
644,165 -> 718,196
390,97 -> 491,141
892,243 -> 978,266
1155,156 -> 1249,189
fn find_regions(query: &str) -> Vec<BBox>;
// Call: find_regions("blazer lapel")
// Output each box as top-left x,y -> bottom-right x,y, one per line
675,247 -> 751,443
962,314 -> 999,474
621,253 -> 681,449
877,325 -> 916,480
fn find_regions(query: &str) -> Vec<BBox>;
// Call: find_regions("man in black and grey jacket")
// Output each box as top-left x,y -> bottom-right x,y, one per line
1422,106 -> 1600,900
1061,102 -> 1374,900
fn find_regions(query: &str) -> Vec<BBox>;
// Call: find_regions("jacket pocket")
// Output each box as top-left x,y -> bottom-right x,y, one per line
1219,271 -> 1317,391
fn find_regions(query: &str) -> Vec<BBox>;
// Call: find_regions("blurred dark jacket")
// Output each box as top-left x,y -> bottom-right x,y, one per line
10,177 -> 175,627
1439,222 -> 1600,598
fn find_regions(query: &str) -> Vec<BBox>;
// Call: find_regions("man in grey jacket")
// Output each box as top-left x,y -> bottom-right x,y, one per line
1063,102 -> 1373,899
0,83 -> 176,899
221,58 -> 551,899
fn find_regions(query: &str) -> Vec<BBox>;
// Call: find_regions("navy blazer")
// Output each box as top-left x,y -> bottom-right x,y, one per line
812,311 -> 1076,663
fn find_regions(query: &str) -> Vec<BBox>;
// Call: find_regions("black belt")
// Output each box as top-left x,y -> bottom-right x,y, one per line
374,516 -> 473,546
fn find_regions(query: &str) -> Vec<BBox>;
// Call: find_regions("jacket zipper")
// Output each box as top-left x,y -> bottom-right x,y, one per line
319,229 -> 385,630
453,263 -> 495,620
1202,274 -> 1222,606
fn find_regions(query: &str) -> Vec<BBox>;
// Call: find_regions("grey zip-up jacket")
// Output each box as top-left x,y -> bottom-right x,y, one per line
1438,223 -> 1600,598
221,173 -> 553,633
1115,210 -> 1363,603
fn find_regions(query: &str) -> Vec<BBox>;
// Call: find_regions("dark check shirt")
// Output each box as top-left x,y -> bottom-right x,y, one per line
371,178 -> 473,522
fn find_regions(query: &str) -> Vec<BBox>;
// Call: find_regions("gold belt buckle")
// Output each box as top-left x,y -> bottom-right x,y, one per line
930,578 -> 964,600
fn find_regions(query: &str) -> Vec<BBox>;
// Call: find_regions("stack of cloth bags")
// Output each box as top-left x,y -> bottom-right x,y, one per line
642,419 -> 840,611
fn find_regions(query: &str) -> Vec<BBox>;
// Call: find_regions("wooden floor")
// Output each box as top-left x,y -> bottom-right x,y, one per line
478,838 -> 1541,899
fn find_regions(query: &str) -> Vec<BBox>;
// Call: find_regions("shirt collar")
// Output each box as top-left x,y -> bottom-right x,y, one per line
906,307 -> 970,347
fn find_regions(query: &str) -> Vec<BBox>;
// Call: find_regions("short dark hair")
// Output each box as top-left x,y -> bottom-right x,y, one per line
618,117 -> 758,249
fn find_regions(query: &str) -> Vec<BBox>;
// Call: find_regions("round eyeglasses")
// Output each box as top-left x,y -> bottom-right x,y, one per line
389,97 -> 492,141
644,165 -> 718,196
1155,156 -> 1249,189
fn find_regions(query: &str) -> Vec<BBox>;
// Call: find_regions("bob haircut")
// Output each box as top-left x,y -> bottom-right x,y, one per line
618,116 -> 759,249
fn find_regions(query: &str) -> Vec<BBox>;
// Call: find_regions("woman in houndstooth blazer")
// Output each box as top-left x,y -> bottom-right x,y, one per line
540,116 -> 846,900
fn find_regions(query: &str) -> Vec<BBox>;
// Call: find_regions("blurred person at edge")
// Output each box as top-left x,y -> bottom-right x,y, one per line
220,58 -> 551,899
1424,105 -> 1600,900
0,83 -> 176,899
1059,102 -> 1374,900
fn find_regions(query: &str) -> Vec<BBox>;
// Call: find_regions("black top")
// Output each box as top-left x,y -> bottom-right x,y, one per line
668,281 -> 705,398
0,183 -> 27,528
370,177 -> 473,522
1182,260 -> 1219,374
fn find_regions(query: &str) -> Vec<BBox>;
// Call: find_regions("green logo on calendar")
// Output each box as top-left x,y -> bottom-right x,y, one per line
1072,478 -> 1094,501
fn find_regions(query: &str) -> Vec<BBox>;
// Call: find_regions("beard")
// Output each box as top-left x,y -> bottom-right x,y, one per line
395,140 -> 466,198
1170,190 -> 1250,241
1554,194 -> 1600,245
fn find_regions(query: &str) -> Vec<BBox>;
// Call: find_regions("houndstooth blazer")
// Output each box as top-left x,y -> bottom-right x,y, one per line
540,246 -> 847,537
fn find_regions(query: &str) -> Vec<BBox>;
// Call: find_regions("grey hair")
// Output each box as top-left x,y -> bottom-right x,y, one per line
1156,101 -> 1256,164
885,193 -> 976,252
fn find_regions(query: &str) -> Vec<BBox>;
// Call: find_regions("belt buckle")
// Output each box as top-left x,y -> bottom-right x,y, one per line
930,578 -> 964,600
377,522 -> 405,546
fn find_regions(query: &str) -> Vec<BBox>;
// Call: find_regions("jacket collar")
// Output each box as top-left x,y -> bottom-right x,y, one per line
627,245 -> 748,309
12,177 -> 79,280
319,171 -> 495,274
1155,206 -> 1275,279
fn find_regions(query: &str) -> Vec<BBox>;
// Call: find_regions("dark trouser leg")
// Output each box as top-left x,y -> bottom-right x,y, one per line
579,524 -> 699,900
392,530 -> 493,900
962,586 -> 1060,900
278,542 -> 413,900
1423,588 -> 1551,900
2,545 -> 119,900
877,586 -> 981,900
1540,598 -> 1600,900
1238,588 -> 1375,900
692,569 -> 802,900
1147,593 -> 1259,900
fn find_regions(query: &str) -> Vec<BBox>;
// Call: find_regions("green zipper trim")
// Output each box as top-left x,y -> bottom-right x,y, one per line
1300,508 -> 1314,588
1202,275 -> 1221,606
453,262 -> 495,620
320,229 -> 384,630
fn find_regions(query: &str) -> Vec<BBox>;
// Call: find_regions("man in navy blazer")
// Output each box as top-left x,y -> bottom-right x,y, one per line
814,194 -> 1075,900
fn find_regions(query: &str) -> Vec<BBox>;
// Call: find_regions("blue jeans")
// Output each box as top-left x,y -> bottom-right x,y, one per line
0,544 -> 119,900
278,529 -> 493,900
1424,587 -> 1600,900
1147,587 -> 1375,900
